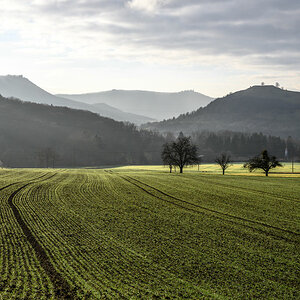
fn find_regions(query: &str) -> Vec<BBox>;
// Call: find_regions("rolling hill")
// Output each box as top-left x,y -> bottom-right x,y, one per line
144,85 -> 300,138
0,75 -> 153,124
0,95 -> 164,167
58,89 -> 213,120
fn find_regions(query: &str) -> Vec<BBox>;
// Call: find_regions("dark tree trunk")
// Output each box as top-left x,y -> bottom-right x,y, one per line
180,166 -> 183,173
169,166 -> 172,173
222,168 -> 225,175
265,170 -> 269,176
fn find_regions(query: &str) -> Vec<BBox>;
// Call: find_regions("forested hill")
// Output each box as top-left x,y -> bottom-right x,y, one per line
143,85 -> 300,138
0,95 -> 164,167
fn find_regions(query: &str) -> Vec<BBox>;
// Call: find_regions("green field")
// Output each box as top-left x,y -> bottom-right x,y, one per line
115,162 -> 300,176
0,167 -> 299,299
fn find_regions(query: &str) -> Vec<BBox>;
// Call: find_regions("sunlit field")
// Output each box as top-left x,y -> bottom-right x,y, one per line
0,167 -> 299,299
115,162 -> 300,177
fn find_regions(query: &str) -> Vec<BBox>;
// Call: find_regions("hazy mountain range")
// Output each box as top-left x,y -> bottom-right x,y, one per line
1,77 -> 299,168
144,85 -> 300,138
0,75 -> 154,124
58,90 -> 213,120
1,75 -> 299,140
0,75 -> 213,124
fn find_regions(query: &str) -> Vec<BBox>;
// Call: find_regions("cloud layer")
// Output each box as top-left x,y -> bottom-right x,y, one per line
1,0 -> 299,94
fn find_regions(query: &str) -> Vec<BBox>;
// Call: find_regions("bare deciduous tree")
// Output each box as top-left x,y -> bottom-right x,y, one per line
161,133 -> 199,173
215,153 -> 231,175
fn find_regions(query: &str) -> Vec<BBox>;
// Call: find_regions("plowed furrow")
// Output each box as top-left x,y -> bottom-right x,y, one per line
120,175 -> 299,243
191,176 -> 300,203
7,174 -> 76,299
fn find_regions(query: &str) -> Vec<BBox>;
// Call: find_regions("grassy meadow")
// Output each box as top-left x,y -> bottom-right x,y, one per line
0,166 -> 299,299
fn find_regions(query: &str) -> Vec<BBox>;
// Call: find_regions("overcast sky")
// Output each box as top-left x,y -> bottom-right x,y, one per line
0,0 -> 299,97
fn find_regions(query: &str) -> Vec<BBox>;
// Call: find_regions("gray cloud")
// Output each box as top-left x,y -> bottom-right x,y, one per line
4,0 -> 300,69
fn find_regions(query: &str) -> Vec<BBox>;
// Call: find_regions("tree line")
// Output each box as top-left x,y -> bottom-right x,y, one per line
186,131 -> 299,161
162,133 -> 285,176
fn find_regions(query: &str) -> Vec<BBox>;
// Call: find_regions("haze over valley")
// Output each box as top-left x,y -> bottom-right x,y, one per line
0,75 -> 213,123
58,89 -> 213,120
1,73 -> 299,167
0,75 -> 154,124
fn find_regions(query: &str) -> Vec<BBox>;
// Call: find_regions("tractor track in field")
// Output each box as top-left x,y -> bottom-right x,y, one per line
189,176 -> 300,203
28,179 -> 126,299
0,172 -> 52,192
115,173 -> 299,243
7,172 -> 77,299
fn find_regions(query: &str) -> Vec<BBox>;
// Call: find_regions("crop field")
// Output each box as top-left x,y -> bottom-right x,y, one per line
115,162 -> 300,176
0,167 -> 299,299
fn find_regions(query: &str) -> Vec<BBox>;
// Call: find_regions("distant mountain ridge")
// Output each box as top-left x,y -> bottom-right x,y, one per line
0,75 -> 153,124
144,85 -> 300,138
58,89 -> 213,120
